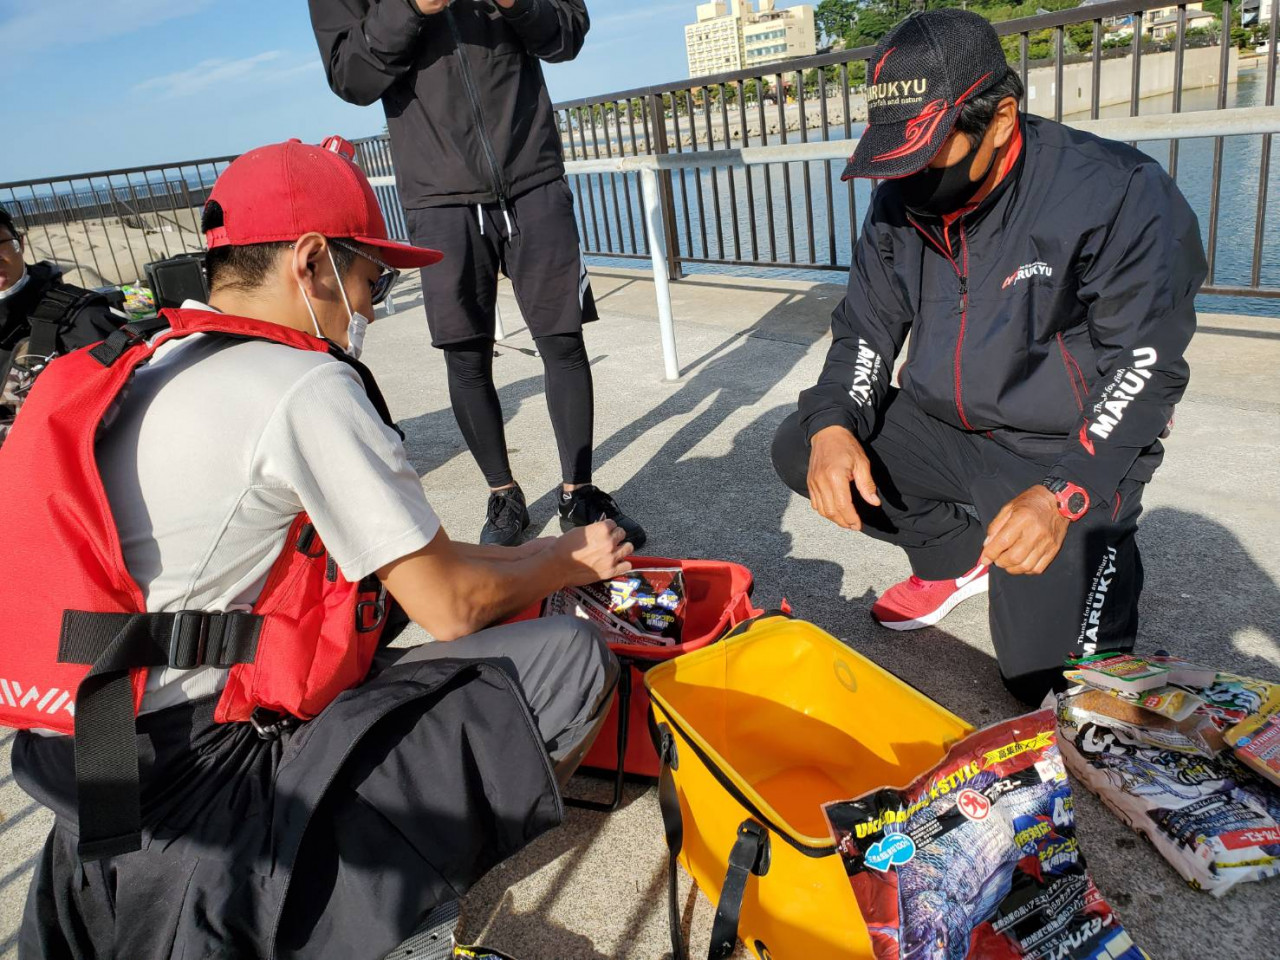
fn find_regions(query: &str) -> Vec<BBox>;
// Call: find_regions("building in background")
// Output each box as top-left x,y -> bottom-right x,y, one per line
685,0 -> 751,77
744,1 -> 817,68
685,0 -> 816,78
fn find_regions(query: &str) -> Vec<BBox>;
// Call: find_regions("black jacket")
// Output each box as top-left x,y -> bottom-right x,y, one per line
0,261 -> 120,446
0,261 -> 119,373
310,0 -> 588,209
799,116 -> 1207,507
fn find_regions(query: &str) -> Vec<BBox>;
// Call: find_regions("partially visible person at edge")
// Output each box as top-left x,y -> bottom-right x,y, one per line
309,0 -> 648,549
6,137 -> 628,959
772,10 -> 1205,705
0,206 -> 121,445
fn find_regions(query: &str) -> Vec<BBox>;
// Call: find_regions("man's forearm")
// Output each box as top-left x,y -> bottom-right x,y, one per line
448,552 -> 570,634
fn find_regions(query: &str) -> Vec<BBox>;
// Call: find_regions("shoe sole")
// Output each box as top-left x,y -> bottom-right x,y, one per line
873,574 -> 989,632
385,899 -> 460,960
559,516 -> 647,550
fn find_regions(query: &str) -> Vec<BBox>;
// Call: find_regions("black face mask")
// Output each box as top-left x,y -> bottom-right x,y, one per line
897,141 -> 995,218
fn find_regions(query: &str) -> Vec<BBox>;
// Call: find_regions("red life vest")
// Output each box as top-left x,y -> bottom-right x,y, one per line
0,308 -> 392,859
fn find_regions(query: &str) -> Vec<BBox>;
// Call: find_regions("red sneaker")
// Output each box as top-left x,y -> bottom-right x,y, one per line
871,563 -> 990,631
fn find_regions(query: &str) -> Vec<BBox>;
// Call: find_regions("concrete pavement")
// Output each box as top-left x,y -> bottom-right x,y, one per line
2,267 -> 1278,958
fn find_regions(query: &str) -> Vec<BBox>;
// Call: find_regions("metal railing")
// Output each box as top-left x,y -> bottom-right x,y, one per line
547,0 -> 1280,300
2,0 -> 1276,305
0,155 -> 236,289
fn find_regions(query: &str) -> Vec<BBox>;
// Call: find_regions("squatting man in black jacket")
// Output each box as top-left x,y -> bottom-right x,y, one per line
773,10 -> 1206,704
310,0 -> 647,549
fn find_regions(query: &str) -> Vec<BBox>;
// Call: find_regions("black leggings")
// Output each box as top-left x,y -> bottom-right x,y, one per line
443,333 -> 594,488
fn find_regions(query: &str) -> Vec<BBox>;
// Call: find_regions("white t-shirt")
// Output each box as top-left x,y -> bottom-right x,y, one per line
95,306 -> 441,714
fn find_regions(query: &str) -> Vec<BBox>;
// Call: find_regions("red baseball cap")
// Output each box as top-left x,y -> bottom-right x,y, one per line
204,136 -> 442,269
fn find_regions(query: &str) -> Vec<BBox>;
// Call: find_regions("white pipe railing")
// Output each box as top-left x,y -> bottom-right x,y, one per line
369,106 -> 1280,381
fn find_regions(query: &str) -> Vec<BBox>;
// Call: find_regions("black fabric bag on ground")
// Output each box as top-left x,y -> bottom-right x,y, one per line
15,656 -> 562,960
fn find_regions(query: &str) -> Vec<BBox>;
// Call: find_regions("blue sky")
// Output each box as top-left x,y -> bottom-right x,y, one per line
0,0 -> 695,183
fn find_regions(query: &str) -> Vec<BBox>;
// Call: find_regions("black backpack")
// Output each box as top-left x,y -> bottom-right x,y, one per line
0,284 -> 114,447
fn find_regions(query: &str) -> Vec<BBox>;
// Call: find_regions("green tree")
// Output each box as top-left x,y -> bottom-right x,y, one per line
848,8 -> 896,48
815,0 -> 860,45
1066,22 -> 1094,53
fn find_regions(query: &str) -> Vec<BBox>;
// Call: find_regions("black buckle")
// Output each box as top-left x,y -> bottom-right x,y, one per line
356,585 -> 388,634
168,611 -> 210,669
250,706 -> 297,740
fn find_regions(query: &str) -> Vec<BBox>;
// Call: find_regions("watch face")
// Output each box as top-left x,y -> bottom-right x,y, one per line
1067,492 -> 1086,516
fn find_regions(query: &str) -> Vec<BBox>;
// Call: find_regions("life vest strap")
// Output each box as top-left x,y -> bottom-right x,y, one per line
56,609 -> 263,861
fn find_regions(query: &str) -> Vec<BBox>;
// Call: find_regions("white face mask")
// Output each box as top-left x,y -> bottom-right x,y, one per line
296,245 -> 371,361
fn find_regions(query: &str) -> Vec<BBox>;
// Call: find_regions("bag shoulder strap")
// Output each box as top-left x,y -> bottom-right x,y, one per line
328,346 -> 404,437
652,714 -> 771,960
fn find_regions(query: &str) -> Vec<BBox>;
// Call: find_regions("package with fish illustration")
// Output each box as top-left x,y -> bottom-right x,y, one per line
1055,687 -> 1280,896
824,710 -> 1143,960
541,567 -> 686,646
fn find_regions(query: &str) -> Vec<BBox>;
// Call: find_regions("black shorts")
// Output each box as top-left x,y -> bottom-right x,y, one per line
406,178 -> 599,347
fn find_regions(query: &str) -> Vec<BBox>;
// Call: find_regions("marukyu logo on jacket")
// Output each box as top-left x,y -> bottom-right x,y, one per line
0,677 -> 76,718
1002,261 -> 1054,289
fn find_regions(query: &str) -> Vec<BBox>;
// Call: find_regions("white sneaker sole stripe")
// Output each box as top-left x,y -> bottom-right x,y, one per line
874,573 -> 990,632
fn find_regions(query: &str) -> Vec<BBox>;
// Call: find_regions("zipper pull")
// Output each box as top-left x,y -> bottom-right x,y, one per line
959,275 -> 968,311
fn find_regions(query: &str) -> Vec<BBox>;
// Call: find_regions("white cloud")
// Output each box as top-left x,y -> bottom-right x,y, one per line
133,51 -> 321,100
0,0 -> 216,53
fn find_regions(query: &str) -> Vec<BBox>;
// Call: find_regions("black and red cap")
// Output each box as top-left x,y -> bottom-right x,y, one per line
843,10 -> 1008,181
204,136 -> 443,269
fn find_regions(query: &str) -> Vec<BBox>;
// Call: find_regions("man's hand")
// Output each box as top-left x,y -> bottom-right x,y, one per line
806,425 -> 880,530
414,0 -> 451,14
980,486 -> 1070,575
555,520 -> 634,586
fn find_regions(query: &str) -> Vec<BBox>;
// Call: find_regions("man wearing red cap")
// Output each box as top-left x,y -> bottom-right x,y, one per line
310,0 -> 648,550
3,137 -> 629,959
772,10 -> 1206,705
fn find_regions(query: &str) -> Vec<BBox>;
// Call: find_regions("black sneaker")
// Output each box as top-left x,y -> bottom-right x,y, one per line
479,485 -> 530,546
558,484 -> 647,549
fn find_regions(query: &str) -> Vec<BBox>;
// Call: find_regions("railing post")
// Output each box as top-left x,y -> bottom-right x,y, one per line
640,167 -> 681,381
647,92 -> 684,282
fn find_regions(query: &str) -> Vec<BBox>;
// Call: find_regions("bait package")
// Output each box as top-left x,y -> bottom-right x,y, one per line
1064,672 -> 1205,723
1061,688 -> 1222,757
1070,653 -> 1214,695
541,568 -> 686,647
1056,688 -> 1280,896
1226,709 -> 1280,789
824,710 -> 1143,960
1181,671 -> 1280,735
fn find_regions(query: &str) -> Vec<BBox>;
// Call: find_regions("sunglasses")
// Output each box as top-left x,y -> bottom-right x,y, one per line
329,238 -> 400,306
1,237 -> 20,254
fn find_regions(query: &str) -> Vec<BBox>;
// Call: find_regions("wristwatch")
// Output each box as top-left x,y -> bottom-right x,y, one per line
1040,477 -> 1089,521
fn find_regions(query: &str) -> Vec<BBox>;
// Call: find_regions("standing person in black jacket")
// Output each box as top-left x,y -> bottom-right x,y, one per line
772,11 -> 1206,704
0,207 -> 121,446
310,0 -> 647,548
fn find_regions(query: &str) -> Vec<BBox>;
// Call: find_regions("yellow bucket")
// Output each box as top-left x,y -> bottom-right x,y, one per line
645,616 -> 972,959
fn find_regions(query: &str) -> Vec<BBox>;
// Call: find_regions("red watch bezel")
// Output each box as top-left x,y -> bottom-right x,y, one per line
1054,481 -> 1089,521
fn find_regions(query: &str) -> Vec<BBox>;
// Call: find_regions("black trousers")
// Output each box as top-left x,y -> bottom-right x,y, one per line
772,390 -> 1144,704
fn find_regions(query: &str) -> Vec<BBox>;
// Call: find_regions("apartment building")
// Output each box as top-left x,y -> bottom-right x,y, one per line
685,0 -> 816,79
744,2 -> 817,68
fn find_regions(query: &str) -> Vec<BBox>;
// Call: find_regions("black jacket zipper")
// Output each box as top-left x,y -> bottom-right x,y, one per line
908,215 -> 976,431
446,8 -> 509,209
